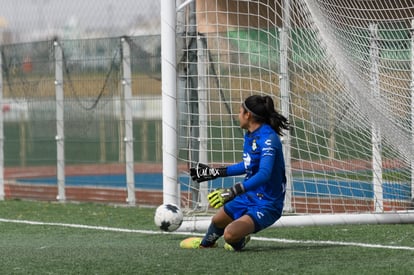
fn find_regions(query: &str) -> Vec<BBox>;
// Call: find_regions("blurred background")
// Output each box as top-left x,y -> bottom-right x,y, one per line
1,0 -> 165,204
0,0 -> 161,43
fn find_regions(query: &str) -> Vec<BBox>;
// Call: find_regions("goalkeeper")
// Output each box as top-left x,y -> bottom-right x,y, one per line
180,95 -> 289,251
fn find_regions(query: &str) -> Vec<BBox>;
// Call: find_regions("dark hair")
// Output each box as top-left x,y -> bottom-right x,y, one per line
242,95 -> 290,136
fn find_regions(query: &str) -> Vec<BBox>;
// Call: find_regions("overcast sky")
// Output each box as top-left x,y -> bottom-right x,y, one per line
0,0 -> 161,41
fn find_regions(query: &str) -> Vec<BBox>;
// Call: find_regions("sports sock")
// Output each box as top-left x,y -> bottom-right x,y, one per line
200,223 -> 224,247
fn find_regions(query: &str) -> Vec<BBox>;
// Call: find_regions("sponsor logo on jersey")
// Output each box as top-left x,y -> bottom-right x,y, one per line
262,139 -> 274,156
243,153 -> 251,169
252,139 -> 257,151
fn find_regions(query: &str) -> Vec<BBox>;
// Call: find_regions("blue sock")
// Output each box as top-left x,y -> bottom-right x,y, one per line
201,223 -> 224,247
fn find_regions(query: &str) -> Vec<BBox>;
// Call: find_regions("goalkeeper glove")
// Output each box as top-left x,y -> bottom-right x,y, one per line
190,162 -> 227,183
207,183 -> 245,208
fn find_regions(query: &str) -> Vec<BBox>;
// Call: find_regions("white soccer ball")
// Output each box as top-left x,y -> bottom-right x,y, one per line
154,203 -> 183,232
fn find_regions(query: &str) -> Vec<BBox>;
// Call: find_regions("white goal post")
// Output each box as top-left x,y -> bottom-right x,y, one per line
162,0 -> 414,230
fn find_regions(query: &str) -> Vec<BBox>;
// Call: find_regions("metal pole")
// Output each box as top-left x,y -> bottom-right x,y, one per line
161,0 -> 179,205
187,1 -> 201,209
197,35 -> 208,209
369,23 -> 383,212
0,49 -> 4,200
122,37 -> 136,205
177,0 -> 200,209
54,40 -> 65,202
411,19 -> 414,202
280,0 -> 292,212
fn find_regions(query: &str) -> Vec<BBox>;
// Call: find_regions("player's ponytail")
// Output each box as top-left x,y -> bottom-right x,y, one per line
243,95 -> 290,136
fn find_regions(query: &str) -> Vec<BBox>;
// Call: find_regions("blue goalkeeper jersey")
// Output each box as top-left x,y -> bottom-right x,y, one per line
226,124 -> 286,210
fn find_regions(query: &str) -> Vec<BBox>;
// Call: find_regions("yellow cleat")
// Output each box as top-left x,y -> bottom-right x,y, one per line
223,242 -> 234,251
224,235 -> 251,251
180,237 -> 218,249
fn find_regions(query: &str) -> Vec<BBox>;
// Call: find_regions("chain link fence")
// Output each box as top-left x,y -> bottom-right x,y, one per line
0,1 -> 163,204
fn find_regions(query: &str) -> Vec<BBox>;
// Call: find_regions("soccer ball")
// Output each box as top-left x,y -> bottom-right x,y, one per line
154,203 -> 183,232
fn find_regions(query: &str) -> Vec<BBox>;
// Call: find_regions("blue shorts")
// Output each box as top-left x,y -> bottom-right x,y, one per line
223,193 -> 283,233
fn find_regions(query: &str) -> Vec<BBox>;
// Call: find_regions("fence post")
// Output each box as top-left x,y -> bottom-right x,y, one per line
369,23 -> 383,212
121,37 -> 136,205
54,40 -> 66,202
411,19 -> 414,203
0,49 -> 4,200
196,35 -> 208,210
280,0 -> 292,212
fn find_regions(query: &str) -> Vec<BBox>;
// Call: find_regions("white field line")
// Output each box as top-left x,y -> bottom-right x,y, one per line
1,218 -> 414,251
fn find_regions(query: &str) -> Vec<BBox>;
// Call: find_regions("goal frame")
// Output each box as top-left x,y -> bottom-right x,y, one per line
161,0 -> 414,230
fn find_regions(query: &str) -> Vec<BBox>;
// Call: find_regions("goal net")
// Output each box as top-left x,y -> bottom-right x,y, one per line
164,0 -> 414,227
